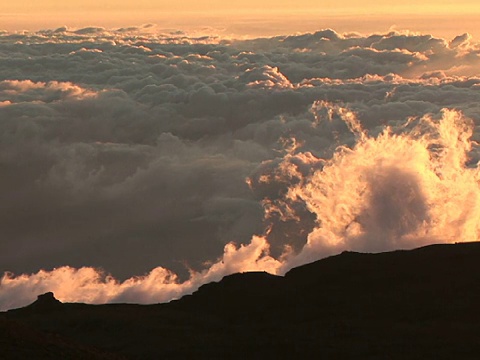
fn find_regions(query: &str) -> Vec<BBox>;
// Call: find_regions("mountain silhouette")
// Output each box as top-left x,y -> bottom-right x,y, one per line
2,242 -> 480,359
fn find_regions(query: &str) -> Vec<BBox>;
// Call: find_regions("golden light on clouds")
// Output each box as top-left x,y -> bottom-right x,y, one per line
2,0 -> 480,36
1,0 -> 480,313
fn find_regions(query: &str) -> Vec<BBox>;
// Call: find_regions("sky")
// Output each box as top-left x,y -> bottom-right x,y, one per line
1,0 -> 479,11
2,1 -> 480,39
0,2 -> 479,310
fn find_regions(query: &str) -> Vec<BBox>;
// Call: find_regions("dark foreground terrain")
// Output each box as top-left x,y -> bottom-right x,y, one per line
2,242 -> 480,359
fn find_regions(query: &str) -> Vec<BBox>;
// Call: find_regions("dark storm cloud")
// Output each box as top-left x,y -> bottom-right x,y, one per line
0,27 -> 479,309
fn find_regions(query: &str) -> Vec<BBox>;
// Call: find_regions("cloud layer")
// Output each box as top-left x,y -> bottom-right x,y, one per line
0,27 -> 479,310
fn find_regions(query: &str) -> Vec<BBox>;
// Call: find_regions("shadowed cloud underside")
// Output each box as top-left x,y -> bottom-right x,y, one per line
0,26 -> 479,310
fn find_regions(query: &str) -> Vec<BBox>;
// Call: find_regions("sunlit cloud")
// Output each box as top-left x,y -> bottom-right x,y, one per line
0,27 -> 479,310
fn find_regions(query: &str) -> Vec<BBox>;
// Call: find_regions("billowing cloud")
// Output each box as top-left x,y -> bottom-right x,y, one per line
0,235 -> 279,309
0,27 -> 479,310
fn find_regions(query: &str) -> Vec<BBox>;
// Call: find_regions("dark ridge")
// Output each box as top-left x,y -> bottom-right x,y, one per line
6,291 -> 64,317
0,317 -> 125,359
170,271 -> 285,320
2,242 -> 480,359
30,292 -> 62,310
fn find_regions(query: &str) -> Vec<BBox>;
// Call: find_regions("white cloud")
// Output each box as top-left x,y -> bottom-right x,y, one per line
0,27 -> 479,310
0,235 -> 279,309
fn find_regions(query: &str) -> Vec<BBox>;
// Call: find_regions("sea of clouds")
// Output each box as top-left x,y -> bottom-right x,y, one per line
0,26 -> 479,310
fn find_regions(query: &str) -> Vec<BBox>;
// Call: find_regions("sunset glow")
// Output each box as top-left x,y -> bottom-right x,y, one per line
1,0 -> 480,310
2,1 -> 480,38
3,0 -> 480,12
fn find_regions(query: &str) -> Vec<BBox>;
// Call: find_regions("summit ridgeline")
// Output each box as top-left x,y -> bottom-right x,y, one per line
3,242 -> 480,359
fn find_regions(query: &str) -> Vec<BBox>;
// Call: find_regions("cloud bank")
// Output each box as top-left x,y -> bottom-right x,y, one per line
0,27 -> 479,310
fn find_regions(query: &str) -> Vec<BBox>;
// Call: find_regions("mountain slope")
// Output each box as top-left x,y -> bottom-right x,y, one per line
2,242 -> 480,359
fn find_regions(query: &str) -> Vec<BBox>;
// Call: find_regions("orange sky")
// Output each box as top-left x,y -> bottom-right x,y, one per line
1,1 -> 480,39
2,0 -> 480,13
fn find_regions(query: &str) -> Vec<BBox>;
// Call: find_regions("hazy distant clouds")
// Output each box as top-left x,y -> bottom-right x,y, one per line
0,27 -> 479,310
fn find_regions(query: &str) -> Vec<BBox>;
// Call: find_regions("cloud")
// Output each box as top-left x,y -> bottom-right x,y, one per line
0,235 -> 279,309
275,108 -> 480,271
0,27 -> 479,310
